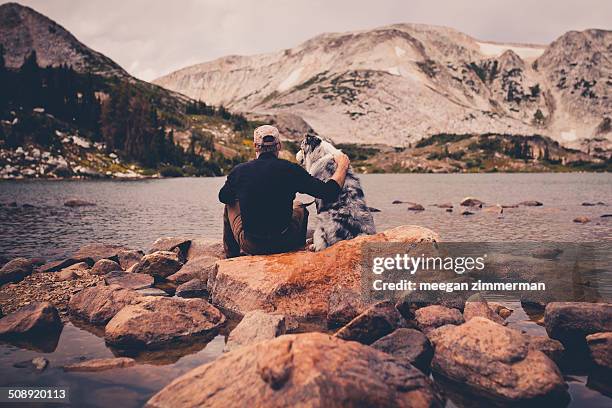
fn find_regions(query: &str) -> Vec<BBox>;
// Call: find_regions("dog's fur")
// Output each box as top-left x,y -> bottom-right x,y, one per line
296,133 -> 376,251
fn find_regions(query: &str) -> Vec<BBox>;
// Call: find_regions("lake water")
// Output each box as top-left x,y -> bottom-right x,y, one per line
1,173 -> 611,260
0,173 -> 611,407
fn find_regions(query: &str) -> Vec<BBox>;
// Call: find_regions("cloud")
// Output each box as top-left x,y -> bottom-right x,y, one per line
7,0 -> 612,81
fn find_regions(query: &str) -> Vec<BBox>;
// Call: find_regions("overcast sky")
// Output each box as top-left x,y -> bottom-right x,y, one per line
7,0 -> 611,81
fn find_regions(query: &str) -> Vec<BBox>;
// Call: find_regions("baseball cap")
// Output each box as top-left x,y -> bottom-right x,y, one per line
253,125 -> 281,153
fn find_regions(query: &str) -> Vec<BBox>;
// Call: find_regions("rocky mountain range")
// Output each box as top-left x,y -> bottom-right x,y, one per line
155,24 -> 611,150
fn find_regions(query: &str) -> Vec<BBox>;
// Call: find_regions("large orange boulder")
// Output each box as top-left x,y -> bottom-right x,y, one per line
146,332 -> 444,408
207,226 -> 438,320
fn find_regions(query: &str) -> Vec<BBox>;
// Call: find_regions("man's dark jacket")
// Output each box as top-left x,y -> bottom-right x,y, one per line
218,153 -> 341,237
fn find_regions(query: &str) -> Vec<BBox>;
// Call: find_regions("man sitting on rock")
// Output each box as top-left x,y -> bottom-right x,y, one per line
218,125 -> 350,257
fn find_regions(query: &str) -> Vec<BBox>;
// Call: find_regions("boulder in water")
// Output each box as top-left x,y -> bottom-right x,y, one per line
0,258 -> 33,285
586,332 -> 612,370
460,197 -> 484,207
544,302 -> 612,350
64,357 -> 136,372
105,297 -> 225,349
145,332 -> 444,408
573,216 -> 590,224
334,301 -> 406,345
68,284 -> 141,325
0,302 -> 61,337
64,199 -> 96,207
371,328 -> 433,372
519,200 -> 543,207
429,317 -> 568,403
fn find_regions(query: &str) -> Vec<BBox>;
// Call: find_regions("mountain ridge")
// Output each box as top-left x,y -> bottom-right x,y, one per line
154,24 -> 611,149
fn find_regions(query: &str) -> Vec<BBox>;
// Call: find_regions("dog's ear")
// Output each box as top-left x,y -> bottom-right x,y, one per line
305,132 -> 321,148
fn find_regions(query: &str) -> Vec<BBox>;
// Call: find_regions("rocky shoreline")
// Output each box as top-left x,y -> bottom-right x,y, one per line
0,227 -> 610,407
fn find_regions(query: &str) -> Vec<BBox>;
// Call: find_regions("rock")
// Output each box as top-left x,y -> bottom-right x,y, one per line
463,294 -> 505,324
334,301 -> 405,345
461,210 -> 474,216
434,203 -> 453,209
91,259 -> 121,275
64,199 -> 96,207
63,357 -> 136,372
56,262 -> 90,281
167,256 -> 217,284
371,328 -> 433,372
391,200 -> 404,204
531,247 -> 563,259
225,310 -> 286,352
0,258 -> 33,285
544,302 -> 612,350
68,284 -> 141,325
586,332 -> 612,369
136,288 -> 170,297
208,226 -> 438,319
326,286 -> 366,328
31,357 -> 49,371
145,332 -> 444,408
105,297 -> 225,349
149,237 -> 191,261
524,334 -> 565,364
186,238 -> 225,261
519,200 -> 543,207
38,258 -> 86,273
429,317 -> 568,403
176,279 -> 207,298
132,251 -> 182,279
501,204 -> 519,208
445,208 -> 452,212
408,204 -> 425,211
0,302 -> 62,337
460,197 -> 484,207
396,291 -> 467,318
573,216 -> 590,223
489,302 -> 514,319
368,206 -> 381,212
415,305 -> 464,334
72,243 -> 126,263
104,271 -> 153,290
116,249 -> 144,270
601,214 -> 612,218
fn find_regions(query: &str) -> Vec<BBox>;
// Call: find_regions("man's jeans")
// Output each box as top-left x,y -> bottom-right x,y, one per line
222,201 -> 309,258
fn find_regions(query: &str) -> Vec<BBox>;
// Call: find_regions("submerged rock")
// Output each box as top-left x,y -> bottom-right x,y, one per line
371,328 -> 433,372
519,200 -> 543,207
64,199 -> 96,207
0,302 -> 62,337
573,216 -> 591,224
31,357 -> 49,371
132,251 -> 182,279
0,258 -> 33,285
105,297 -> 225,349
146,333 -> 444,408
68,284 -> 141,325
63,357 -> 136,372
224,310 -> 286,352
415,305 -> 464,334
334,301 -> 405,345
544,302 -> 612,350
91,259 -> 122,275
326,286 -> 366,328
460,197 -> 484,207
586,332 -> 612,370
429,317 -> 568,403
208,226 -> 438,319
408,204 -> 425,211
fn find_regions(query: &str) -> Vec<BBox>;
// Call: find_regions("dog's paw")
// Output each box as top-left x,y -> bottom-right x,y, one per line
307,243 -> 316,252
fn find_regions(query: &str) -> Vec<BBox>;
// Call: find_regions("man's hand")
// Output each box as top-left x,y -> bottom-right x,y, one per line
334,152 -> 350,172
331,152 -> 350,188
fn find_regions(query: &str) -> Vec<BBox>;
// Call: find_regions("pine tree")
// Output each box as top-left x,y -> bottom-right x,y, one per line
19,51 -> 41,110
0,44 -> 6,114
